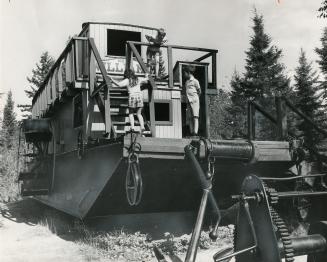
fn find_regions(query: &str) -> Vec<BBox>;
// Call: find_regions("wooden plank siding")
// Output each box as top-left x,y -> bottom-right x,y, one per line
154,89 -> 182,139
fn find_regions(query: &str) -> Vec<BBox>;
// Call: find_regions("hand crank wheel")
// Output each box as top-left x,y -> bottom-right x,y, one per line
126,155 -> 143,206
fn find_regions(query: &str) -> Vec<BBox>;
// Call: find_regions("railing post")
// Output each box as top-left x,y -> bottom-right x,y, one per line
212,52 -> 217,88
125,43 -> 132,71
167,46 -> 173,88
248,101 -> 255,140
88,46 -> 96,95
103,86 -> 112,138
275,96 -> 287,140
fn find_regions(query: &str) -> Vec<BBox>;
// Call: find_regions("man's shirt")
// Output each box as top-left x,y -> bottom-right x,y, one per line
185,75 -> 201,102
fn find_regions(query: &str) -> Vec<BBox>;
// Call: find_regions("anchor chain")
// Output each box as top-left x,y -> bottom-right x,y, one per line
126,133 -> 143,206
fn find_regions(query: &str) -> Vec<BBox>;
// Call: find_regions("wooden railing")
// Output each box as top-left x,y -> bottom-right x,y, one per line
32,37 -> 89,118
247,96 -> 327,162
247,97 -> 327,140
126,41 -> 218,89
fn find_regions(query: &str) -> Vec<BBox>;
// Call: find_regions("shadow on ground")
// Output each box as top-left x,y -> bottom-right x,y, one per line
0,198 -> 82,241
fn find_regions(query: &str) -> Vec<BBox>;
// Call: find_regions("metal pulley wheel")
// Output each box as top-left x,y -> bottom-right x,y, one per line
126,153 -> 143,206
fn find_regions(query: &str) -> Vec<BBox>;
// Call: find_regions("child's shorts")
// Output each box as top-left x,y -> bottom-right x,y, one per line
129,93 -> 143,109
187,96 -> 200,119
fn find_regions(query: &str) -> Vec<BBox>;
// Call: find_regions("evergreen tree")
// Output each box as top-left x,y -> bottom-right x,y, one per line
315,27 -> 327,103
242,10 -> 289,99
18,51 -> 54,117
319,0 -> 327,18
2,91 -> 17,145
294,49 -> 324,151
227,71 -> 248,138
228,10 -> 290,139
209,88 -> 233,139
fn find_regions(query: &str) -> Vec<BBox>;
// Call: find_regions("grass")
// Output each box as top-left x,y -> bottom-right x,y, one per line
70,220 -> 234,261
0,135 -> 21,203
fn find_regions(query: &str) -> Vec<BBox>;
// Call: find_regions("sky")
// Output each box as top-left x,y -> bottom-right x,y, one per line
0,0 -> 326,118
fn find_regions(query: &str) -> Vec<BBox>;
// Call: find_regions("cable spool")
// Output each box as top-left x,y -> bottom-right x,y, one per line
125,133 -> 143,206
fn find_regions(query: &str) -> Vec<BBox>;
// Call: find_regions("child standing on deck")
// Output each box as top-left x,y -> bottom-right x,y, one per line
111,69 -> 149,134
184,66 -> 201,136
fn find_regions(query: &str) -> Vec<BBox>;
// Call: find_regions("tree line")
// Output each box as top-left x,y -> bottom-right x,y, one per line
210,10 -> 327,156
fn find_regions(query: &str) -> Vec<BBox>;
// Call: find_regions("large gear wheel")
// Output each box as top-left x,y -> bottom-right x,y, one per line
269,207 -> 294,262
263,183 -> 294,262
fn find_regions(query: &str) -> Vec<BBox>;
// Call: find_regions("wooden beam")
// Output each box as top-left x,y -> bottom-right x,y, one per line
89,50 -> 96,95
125,43 -> 132,71
128,42 -> 157,90
88,38 -> 116,138
52,70 -> 57,99
65,50 -> 73,85
57,64 -> 63,94
194,52 -> 212,62
247,102 -> 255,140
88,38 -> 112,96
167,46 -> 173,88
104,87 -> 114,137
128,41 -> 218,53
275,97 -> 287,140
204,66 -> 210,138
251,101 -> 277,124
283,97 -> 327,137
212,52 -> 217,89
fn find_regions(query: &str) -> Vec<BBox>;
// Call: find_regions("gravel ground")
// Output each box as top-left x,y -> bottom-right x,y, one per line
0,199 -> 310,262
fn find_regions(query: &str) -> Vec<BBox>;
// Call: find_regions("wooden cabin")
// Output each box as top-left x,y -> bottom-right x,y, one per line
31,22 -> 218,154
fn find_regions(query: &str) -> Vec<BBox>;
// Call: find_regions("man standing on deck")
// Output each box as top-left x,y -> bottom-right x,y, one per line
184,66 -> 201,136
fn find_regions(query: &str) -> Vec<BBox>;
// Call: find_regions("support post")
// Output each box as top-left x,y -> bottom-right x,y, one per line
89,48 -> 96,95
167,46 -> 173,88
212,52 -> 217,89
275,96 -> 287,140
125,43 -> 132,71
204,66 -> 210,138
104,86 -> 112,138
248,102 -> 255,140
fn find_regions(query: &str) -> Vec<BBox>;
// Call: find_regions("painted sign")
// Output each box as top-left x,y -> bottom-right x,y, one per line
96,56 -> 144,75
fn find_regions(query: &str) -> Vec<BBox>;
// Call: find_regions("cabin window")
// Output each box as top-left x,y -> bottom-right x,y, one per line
73,94 -> 83,128
107,29 -> 141,56
143,100 -> 173,126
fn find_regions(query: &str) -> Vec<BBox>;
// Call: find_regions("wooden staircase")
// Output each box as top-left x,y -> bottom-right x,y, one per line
97,86 -> 151,136
89,38 -> 155,138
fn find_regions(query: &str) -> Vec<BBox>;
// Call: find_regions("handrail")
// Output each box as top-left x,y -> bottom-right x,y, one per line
127,40 -> 218,89
88,37 -> 116,138
247,97 -> 327,163
128,40 -> 218,53
248,97 -> 327,139
126,42 -> 157,90
89,38 -> 113,97
282,97 -> 327,137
